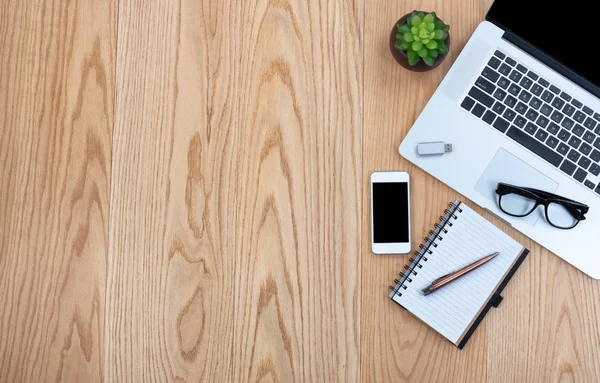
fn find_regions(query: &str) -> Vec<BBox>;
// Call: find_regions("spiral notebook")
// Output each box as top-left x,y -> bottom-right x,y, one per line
389,201 -> 529,349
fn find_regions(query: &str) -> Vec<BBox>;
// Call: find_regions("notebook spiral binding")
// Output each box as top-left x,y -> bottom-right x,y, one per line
389,201 -> 463,299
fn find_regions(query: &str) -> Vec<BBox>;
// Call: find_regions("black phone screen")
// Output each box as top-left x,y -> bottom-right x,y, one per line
372,182 -> 409,243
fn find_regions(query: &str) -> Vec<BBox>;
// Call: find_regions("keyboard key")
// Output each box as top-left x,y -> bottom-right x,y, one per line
461,97 -> 476,111
493,88 -> 507,101
596,184 -> 600,195
516,64 -> 527,73
514,115 -> 526,128
580,143 -> 592,156
507,127 -> 563,167
536,116 -> 549,128
520,77 -> 533,90
529,97 -> 542,110
482,66 -> 500,82
574,168 -> 587,182
557,142 -> 570,155
574,110 -> 586,123
595,125 -> 600,135
515,102 -> 528,115
493,117 -> 510,133
560,160 -> 577,176
572,99 -> 583,108
472,103 -> 485,117
558,129 -> 571,142
498,63 -> 511,76
585,180 -> 595,189
505,57 -> 516,66
578,157 -> 591,170
469,87 -> 495,107
505,95 -> 517,108
591,149 -> 600,162
567,149 -> 580,162
541,90 -> 554,102
591,163 -> 600,176
583,106 -> 594,115
594,112 -> 600,122
594,137 -> 600,150
561,118 -> 574,130
546,135 -> 559,148
538,78 -> 550,87
584,117 -> 597,130
519,91 -> 532,103
525,109 -> 540,121
551,110 -> 564,123
488,56 -> 501,69
535,129 -> 549,142
540,104 -> 552,117
482,110 -> 497,124
560,92 -> 572,101
583,131 -> 596,144
508,83 -> 521,96
569,136 -> 582,148
476,76 -> 496,94
492,102 -> 506,114
525,122 -> 537,135
526,109 -> 539,121
572,124 -> 585,137
509,70 -> 523,82
497,77 -> 510,89
552,97 -> 565,109
494,50 -> 506,59
547,122 -> 560,135
503,109 -> 516,122
563,104 -> 576,117
531,84 -> 543,96
550,85 -> 561,94
527,71 -> 539,80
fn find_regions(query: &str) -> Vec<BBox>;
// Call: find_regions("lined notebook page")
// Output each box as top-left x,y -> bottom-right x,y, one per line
392,203 -> 524,344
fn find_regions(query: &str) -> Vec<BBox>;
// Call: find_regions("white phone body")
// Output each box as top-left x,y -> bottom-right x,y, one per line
370,172 -> 411,254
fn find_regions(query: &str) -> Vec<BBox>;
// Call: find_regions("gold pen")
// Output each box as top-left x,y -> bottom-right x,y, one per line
422,252 -> 500,296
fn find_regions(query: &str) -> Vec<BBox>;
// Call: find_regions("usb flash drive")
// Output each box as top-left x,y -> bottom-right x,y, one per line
417,142 -> 453,156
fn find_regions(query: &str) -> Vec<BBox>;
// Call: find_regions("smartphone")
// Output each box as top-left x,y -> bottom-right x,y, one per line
370,172 -> 411,254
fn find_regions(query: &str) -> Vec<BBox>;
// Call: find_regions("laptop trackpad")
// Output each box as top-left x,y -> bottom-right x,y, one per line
474,148 -> 559,226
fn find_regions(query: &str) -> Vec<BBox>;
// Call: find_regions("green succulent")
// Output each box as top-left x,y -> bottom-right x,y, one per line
395,11 -> 450,66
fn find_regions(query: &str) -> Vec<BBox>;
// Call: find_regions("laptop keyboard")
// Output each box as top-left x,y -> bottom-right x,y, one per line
462,50 -> 600,195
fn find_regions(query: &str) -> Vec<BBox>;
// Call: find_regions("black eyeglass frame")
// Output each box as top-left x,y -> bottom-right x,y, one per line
495,182 -> 589,229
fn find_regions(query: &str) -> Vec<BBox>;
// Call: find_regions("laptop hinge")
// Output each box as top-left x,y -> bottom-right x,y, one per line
502,31 -> 600,100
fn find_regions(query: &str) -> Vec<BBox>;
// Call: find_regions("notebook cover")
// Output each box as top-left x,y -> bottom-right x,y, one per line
456,247 -> 530,349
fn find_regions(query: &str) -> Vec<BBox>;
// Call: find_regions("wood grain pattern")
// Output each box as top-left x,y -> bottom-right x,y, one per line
0,0 -> 115,381
107,0 -> 363,380
233,0 -> 362,381
105,0 -> 241,381
362,1 -> 600,382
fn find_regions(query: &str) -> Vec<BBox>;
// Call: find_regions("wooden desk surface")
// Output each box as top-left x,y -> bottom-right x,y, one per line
1,0 -> 599,381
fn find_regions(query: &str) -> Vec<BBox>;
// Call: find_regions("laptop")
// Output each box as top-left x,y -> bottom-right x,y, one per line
399,0 -> 600,279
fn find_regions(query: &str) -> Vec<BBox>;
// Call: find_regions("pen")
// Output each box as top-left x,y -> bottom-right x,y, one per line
421,252 -> 500,295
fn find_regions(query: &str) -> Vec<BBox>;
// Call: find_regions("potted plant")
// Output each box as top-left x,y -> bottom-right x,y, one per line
389,11 -> 450,72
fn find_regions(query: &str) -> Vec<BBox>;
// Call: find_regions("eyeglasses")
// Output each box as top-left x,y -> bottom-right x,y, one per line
495,182 -> 589,229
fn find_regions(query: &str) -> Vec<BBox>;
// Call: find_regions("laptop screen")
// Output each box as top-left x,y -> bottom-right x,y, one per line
487,0 -> 599,88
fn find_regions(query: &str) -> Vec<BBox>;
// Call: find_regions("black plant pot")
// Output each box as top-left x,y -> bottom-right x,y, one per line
389,12 -> 450,72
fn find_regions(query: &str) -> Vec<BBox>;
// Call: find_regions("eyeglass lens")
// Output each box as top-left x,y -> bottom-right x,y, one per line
546,202 -> 579,229
499,192 -> 536,216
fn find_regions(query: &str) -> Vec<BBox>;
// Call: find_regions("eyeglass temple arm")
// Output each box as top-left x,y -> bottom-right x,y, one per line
520,186 -> 588,208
